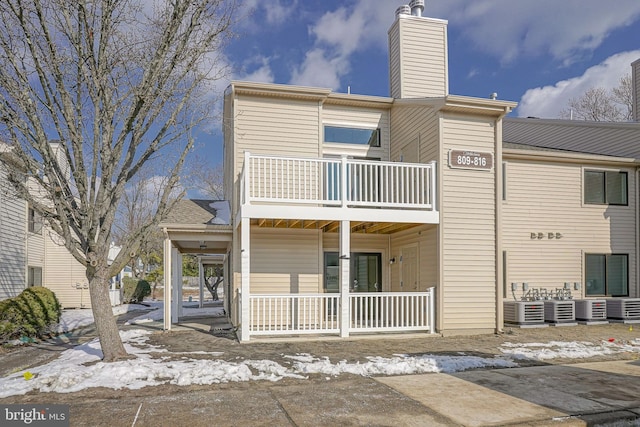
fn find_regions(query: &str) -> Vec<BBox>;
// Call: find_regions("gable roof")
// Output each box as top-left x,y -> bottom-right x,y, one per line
162,199 -> 230,226
503,117 -> 640,159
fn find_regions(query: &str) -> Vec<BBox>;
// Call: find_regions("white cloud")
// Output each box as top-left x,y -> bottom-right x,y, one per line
289,0 -> 397,89
235,55 -> 275,84
290,48 -> 347,88
517,50 -> 640,118
429,0 -> 640,65
242,0 -> 298,27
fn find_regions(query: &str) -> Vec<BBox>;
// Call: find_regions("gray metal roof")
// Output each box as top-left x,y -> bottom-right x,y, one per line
163,199 -> 224,225
503,117 -> 640,159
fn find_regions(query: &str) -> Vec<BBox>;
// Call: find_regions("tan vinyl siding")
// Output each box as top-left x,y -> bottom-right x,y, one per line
388,22 -> 401,99
388,17 -> 448,99
322,105 -> 390,160
390,106 -> 439,163
44,230 -> 90,308
223,91 -> 235,206
440,115 -> 497,331
390,225 -> 438,292
250,228 -> 321,293
234,95 -> 320,181
503,159 -> 636,297
633,59 -> 640,122
0,166 -> 26,300
27,232 -> 44,267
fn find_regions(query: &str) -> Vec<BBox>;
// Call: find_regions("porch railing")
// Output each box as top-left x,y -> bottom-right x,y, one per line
350,292 -> 435,332
246,289 -> 435,337
240,152 -> 436,210
249,294 -> 341,335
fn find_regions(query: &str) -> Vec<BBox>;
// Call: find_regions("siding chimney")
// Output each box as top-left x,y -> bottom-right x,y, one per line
633,58 -> 640,122
388,3 -> 448,99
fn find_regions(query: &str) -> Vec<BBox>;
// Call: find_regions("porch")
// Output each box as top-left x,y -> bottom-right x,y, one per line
236,153 -> 439,341
244,290 -> 436,337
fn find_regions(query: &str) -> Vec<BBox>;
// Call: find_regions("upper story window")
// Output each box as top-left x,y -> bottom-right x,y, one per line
28,206 -> 43,234
324,125 -> 380,147
584,170 -> 627,206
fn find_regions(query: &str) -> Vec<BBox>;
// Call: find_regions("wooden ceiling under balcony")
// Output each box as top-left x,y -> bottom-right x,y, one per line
251,219 -> 421,234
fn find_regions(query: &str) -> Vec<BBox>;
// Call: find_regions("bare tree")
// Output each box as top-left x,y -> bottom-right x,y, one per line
183,155 -> 224,199
0,0 -> 237,361
560,73 -> 633,121
112,173 -> 172,279
204,265 -> 223,301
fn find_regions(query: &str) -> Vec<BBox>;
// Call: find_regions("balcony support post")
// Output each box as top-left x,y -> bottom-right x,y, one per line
339,219 -> 350,337
240,216 -> 251,342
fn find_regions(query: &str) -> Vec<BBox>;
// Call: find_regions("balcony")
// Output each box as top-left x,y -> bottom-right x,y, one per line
239,153 -> 437,216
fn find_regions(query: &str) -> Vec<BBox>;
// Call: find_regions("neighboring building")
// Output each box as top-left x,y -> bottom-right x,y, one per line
0,153 -> 27,300
0,142 -> 94,308
161,2 -> 640,341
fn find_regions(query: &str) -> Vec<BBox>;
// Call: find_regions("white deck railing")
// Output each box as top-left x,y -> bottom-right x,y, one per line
241,153 -> 436,210
249,294 -> 340,335
247,289 -> 435,337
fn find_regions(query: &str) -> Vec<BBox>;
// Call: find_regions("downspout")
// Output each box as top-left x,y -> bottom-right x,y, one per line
494,106 -> 512,334
632,167 -> 640,298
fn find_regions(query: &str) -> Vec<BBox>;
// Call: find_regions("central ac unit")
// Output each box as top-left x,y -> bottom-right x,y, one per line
543,300 -> 575,323
504,301 -> 544,324
606,298 -> 640,320
574,299 -> 607,320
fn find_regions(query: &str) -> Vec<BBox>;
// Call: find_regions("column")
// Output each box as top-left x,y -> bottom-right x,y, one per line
240,217 -> 251,341
163,236 -> 172,331
198,260 -> 204,309
339,220 -> 350,337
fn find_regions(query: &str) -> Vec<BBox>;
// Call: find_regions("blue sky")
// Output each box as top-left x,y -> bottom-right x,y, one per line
195,0 -> 640,167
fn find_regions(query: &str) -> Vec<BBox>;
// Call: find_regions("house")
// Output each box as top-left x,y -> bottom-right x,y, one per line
0,141 -> 101,309
160,1 -> 640,341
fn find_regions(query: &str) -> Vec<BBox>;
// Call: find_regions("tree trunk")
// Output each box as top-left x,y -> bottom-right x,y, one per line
88,269 -> 130,362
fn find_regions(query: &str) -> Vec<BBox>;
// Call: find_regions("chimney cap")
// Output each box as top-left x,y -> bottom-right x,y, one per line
395,5 -> 411,19
409,0 -> 425,17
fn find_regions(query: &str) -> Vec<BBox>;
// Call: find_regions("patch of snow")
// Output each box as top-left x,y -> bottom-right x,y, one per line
500,339 -> 640,360
209,200 -> 230,225
52,304 -> 154,333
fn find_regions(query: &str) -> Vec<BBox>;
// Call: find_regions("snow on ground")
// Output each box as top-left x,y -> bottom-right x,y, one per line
3,301 -> 640,398
500,340 -> 640,360
53,304 -> 153,334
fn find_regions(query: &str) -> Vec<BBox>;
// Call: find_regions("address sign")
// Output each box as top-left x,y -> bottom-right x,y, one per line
448,150 -> 493,171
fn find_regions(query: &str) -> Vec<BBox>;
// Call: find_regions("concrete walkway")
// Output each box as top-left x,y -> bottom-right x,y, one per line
379,360 -> 640,426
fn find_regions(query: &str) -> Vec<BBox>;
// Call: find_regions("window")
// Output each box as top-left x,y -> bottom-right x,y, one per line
584,170 -> 627,205
502,162 -> 507,201
28,207 -> 42,234
324,126 -> 380,147
28,266 -> 42,287
585,254 -> 628,296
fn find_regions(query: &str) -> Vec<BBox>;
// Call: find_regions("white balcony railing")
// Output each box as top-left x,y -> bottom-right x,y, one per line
240,152 -> 436,210
247,290 -> 435,337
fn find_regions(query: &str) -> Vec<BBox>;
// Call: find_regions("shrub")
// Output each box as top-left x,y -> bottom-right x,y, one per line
122,277 -> 151,303
0,286 -> 61,342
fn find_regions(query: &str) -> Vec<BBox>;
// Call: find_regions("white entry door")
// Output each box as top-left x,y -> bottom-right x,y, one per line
400,245 -> 419,292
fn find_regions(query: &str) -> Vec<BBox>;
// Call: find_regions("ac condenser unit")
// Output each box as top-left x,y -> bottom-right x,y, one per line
574,299 -> 607,321
606,298 -> 640,320
504,301 -> 544,324
543,300 -> 575,323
